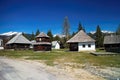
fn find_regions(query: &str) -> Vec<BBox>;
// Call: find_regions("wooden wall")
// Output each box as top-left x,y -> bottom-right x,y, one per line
34,45 -> 51,51
104,44 -> 120,53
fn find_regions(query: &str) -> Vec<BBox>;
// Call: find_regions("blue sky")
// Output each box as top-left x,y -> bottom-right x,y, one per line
0,0 -> 120,34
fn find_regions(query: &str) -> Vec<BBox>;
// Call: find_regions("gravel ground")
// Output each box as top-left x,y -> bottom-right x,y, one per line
0,57 -> 75,80
1,57 -> 119,80
83,63 -> 120,80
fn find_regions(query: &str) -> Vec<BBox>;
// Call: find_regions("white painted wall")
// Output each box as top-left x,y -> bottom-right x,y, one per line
54,43 -> 60,49
0,39 -> 4,50
78,42 -> 95,52
0,39 -> 3,46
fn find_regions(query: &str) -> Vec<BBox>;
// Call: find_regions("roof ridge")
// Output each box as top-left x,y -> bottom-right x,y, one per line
13,33 -> 21,43
67,30 -> 95,43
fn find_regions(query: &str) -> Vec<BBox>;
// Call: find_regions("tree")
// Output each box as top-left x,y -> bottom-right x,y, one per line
72,32 -> 76,37
116,24 -> 120,35
95,25 -> 103,47
22,32 -> 30,40
47,30 -> 53,41
35,29 -> 40,36
78,22 -> 85,32
53,35 -> 61,41
63,16 -> 70,40
30,32 -> 35,40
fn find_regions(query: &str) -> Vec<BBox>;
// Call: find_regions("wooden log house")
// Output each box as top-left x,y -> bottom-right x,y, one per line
6,33 -> 31,50
104,35 -> 120,53
33,32 -> 51,51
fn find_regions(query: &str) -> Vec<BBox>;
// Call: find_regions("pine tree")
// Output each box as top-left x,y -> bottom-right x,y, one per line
22,32 -> 30,40
95,25 -> 103,48
35,29 -> 40,36
47,30 -> 53,41
116,24 -> 120,35
31,32 -> 35,40
63,16 -> 70,40
78,22 -> 85,32
72,32 -> 75,37
53,36 -> 61,41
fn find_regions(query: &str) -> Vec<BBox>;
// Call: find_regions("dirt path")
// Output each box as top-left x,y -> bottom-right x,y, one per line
0,57 -> 104,80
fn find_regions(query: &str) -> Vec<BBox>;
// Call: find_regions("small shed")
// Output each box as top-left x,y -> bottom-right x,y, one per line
104,35 -> 120,53
67,30 -> 95,52
52,41 -> 60,49
6,33 -> 31,50
0,39 -> 4,50
33,32 -> 51,51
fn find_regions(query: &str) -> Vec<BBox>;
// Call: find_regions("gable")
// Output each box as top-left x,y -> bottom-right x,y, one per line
7,33 -> 31,44
67,30 -> 95,43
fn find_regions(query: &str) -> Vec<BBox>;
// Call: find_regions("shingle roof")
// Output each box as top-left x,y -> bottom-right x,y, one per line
6,33 -> 31,44
52,41 -> 59,46
36,32 -> 49,38
104,35 -> 120,44
67,30 -> 95,43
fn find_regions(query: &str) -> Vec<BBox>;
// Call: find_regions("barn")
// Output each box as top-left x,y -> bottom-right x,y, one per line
6,33 -> 31,50
33,32 -> 51,51
67,30 -> 96,52
104,35 -> 120,53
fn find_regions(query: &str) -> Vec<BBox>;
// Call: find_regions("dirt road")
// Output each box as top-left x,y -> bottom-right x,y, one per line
0,57 -> 104,80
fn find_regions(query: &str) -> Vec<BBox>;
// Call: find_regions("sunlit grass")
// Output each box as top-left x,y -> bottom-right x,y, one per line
0,49 -> 120,67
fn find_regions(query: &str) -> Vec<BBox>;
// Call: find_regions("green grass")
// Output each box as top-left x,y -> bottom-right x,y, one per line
0,49 -> 120,67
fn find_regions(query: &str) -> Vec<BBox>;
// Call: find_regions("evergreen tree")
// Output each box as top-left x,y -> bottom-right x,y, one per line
71,32 -> 76,37
63,16 -> 70,40
31,32 -> 35,40
22,32 -> 30,40
53,35 -> 61,41
116,24 -> 120,35
78,22 -> 85,32
35,29 -> 40,36
95,25 -> 103,47
47,30 -> 53,41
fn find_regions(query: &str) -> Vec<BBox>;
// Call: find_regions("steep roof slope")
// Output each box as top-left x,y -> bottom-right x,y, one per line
36,32 -> 49,38
67,30 -> 95,43
52,41 -> 60,46
6,33 -> 31,44
104,35 -> 120,44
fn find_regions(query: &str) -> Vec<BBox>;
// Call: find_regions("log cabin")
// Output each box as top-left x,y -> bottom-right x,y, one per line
6,33 -> 31,50
104,35 -> 120,53
33,32 -> 51,51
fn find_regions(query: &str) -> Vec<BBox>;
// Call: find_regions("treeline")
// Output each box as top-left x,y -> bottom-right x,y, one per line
23,16 -> 120,48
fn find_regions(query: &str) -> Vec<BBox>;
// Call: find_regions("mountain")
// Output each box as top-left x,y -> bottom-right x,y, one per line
53,34 -> 65,38
90,30 -> 114,34
0,31 -> 22,36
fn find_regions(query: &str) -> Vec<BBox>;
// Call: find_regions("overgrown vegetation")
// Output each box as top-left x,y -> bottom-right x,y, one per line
0,49 -> 120,67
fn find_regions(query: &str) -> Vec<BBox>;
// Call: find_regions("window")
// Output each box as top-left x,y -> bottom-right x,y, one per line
88,44 -> 91,48
82,44 -> 85,48
39,38 -> 41,41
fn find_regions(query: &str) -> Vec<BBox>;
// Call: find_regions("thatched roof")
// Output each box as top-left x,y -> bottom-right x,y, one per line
6,33 -> 31,44
67,30 -> 95,43
104,35 -> 120,44
36,32 -> 49,38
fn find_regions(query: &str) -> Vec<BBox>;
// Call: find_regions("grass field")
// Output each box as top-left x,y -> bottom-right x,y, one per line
0,49 -> 120,67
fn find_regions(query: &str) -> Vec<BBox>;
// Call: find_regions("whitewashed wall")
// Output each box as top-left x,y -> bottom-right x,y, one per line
0,39 -> 4,50
0,39 -> 2,46
55,43 -> 60,49
78,42 -> 95,52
